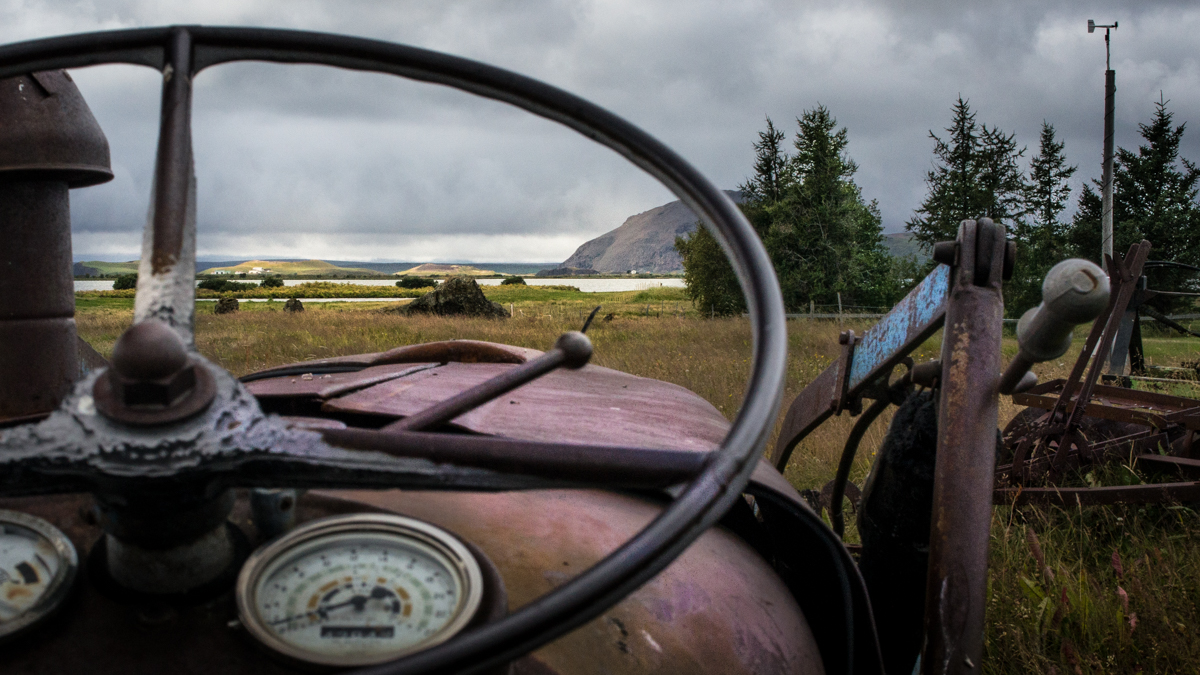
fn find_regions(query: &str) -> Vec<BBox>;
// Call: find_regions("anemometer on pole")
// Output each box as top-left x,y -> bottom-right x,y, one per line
1089,19 -> 1118,263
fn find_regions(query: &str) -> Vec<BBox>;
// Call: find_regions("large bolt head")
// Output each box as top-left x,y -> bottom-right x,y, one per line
111,320 -> 188,381
94,320 -> 216,425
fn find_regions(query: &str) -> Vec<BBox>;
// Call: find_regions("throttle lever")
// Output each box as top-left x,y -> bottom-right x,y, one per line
998,259 -> 1110,394
383,331 -> 593,432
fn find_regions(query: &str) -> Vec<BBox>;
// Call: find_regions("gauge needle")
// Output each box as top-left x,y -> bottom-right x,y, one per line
321,586 -> 396,614
268,587 -> 396,626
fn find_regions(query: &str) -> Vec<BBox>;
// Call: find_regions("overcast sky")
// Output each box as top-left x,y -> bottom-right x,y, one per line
4,1 -> 1199,262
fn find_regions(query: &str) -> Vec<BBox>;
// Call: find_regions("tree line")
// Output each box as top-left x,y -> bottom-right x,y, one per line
678,96 -> 1200,316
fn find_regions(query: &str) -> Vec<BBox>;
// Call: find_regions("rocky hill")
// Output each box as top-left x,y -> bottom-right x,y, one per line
561,191 -> 744,273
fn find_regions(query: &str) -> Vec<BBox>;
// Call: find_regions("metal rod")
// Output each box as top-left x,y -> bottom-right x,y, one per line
830,396 -> 889,539
1054,243 -> 1150,473
134,27 -> 198,344
1101,68 -> 1116,262
322,427 -> 707,487
996,480 -> 1200,506
382,332 -> 592,432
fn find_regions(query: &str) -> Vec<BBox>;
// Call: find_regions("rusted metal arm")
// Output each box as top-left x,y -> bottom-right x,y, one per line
772,265 -> 950,471
922,219 -> 1006,675
133,27 -> 198,345
382,332 -> 592,432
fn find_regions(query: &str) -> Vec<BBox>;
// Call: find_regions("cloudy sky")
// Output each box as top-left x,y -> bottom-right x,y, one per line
4,1 -> 1198,262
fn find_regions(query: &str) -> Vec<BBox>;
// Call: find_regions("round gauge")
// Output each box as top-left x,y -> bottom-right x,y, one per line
236,513 -> 485,667
0,509 -> 78,642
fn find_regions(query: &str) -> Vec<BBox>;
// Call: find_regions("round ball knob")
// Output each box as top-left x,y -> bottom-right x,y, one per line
1041,259 -> 1110,324
111,320 -> 189,381
554,331 -> 593,369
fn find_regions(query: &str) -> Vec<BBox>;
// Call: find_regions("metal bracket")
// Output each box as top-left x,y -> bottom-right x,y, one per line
832,330 -> 859,415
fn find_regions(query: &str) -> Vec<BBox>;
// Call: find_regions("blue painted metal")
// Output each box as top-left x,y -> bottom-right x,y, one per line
848,265 -> 950,389
772,264 -> 951,470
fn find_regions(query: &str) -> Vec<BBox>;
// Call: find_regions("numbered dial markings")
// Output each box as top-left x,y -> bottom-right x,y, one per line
237,514 -> 484,667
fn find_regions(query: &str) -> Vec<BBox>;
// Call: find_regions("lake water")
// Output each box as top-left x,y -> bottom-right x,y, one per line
74,278 -> 685,293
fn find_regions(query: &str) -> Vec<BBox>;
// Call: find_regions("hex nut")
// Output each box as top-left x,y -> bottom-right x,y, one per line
93,321 -> 216,426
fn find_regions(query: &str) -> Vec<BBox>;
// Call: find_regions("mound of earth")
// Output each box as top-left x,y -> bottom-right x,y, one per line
401,276 -> 508,318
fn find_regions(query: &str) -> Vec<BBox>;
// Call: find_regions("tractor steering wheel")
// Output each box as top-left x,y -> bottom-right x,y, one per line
0,26 -> 787,675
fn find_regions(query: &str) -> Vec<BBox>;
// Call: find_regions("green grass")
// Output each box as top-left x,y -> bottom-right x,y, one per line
71,300 -> 1200,671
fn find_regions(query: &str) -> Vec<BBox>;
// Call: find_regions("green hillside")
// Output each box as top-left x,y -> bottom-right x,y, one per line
883,232 -> 929,263
77,261 -> 139,276
199,260 -> 380,276
396,263 -> 496,276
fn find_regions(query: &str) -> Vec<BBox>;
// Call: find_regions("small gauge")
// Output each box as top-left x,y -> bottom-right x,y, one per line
236,513 -> 484,668
0,510 -> 78,642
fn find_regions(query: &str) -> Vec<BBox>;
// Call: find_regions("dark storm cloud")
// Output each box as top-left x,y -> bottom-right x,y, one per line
4,1 -> 1199,261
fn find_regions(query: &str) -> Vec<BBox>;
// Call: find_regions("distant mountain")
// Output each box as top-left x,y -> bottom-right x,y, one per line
883,232 -> 928,263
396,263 -> 496,276
200,260 -> 380,276
561,191 -> 744,274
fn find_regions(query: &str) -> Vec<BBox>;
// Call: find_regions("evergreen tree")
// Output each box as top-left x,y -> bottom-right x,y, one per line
1067,97 -> 1200,309
678,107 -> 898,314
741,117 -> 790,204
907,97 -> 1027,249
674,119 -> 788,316
674,225 -> 745,316
1009,122 -> 1076,313
1067,183 -> 1102,260
765,106 -> 896,309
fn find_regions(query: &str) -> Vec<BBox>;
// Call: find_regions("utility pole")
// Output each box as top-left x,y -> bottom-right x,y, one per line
1089,19 -> 1118,263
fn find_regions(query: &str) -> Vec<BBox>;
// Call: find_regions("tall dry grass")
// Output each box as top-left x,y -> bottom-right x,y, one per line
74,302 -> 1200,672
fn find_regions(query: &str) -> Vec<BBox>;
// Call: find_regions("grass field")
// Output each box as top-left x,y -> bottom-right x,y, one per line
73,294 -> 1200,673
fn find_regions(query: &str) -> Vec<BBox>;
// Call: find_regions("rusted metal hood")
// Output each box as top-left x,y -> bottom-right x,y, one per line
245,340 -> 731,453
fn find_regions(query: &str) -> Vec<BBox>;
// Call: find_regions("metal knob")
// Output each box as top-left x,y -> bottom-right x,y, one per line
94,320 -> 216,425
999,259 -> 1110,394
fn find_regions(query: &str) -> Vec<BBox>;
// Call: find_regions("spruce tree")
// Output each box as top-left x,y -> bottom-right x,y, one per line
742,117 -> 790,205
1116,97 -> 1200,303
766,105 -> 895,309
1010,122 -> 1076,313
678,107 -> 898,314
674,119 -> 790,316
1067,183 -> 1102,260
1067,97 -> 1200,309
907,97 -> 1027,250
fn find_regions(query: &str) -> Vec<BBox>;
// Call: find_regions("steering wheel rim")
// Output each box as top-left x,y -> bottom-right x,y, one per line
0,26 -> 788,674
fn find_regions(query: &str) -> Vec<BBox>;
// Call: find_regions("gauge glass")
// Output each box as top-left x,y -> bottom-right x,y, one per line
238,514 -> 484,667
0,510 -> 77,641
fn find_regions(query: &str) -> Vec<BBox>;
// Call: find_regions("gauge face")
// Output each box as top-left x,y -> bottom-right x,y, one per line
0,510 -> 77,641
237,514 -> 484,667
